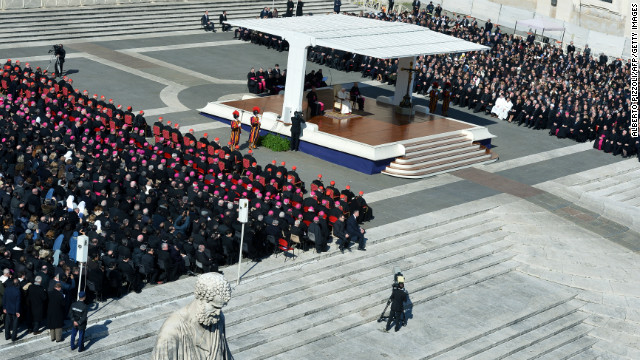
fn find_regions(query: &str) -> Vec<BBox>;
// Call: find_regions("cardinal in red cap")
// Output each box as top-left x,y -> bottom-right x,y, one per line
248,107 -> 261,149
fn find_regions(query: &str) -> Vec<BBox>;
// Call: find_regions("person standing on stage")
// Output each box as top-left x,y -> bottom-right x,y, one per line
350,82 -> 365,111
441,82 -> 451,116
290,110 -> 305,151
429,82 -> 438,114
306,86 -> 321,117
333,0 -> 341,13
248,106 -> 261,149
296,0 -> 304,16
230,110 -> 242,147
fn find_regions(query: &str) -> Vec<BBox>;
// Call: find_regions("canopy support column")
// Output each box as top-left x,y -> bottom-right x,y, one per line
282,41 -> 309,123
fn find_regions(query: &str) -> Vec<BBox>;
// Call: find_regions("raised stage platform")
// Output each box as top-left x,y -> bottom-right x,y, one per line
199,90 -> 497,177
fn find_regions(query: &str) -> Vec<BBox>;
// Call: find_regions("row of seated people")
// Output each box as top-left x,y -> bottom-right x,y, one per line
307,48 -> 399,85
303,69 -> 327,91
246,66 -> 286,95
0,59 -> 375,309
235,28 -> 289,52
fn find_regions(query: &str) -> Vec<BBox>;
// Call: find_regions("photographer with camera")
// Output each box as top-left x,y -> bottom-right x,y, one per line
290,110 -> 305,151
50,44 -> 65,77
385,273 -> 408,332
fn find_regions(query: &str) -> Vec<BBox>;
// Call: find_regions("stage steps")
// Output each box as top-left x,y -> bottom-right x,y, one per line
382,132 -> 498,179
0,0 -> 361,46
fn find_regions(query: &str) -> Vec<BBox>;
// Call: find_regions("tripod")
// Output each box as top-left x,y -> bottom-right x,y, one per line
377,296 -> 408,326
46,54 -> 62,77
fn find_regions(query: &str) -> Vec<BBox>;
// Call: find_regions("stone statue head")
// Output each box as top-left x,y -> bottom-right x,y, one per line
193,273 -> 232,326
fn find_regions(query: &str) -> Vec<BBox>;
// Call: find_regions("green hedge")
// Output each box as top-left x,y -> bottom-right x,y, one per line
258,133 -> 290,152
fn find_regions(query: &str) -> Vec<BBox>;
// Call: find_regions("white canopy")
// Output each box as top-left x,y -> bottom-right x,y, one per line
228,14 -> 489,59
516,18 -> 565,32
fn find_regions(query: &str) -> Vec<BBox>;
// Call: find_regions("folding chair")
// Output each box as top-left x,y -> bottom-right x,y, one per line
277,238 -> 295,261
290,234 -> 304,251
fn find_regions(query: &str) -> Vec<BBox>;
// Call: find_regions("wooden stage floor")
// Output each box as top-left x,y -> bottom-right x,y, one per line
221,94 -> 473,146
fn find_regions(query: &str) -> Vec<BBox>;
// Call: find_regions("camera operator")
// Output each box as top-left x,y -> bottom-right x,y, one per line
385,275 -> 408,332
290,110 -> 305,151
53,44 -> 66,77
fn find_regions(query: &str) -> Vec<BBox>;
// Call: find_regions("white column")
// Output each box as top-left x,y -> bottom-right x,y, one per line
393,56 -> 417,107
281,40 -> 310,124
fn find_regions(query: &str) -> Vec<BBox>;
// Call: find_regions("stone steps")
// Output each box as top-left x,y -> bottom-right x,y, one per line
395,145 -> 487,166
572,168 -> 640,193
234,259 -> 518,359
231,208 -> 502,295
228,225 -> 505,315
590,177 -> 640,199
228,237 -> 511,348
535,336 -> 598,360
270,271 -> 584,360
0,0 -> 361,45
382,153 -> 497,179
429,300 -> 586,360
507,324 -> 592,360
572,347 -> 633,360
390,148 -> 488,169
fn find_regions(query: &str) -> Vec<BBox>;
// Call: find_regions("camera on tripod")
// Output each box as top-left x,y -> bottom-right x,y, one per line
392,266 -> 404,289
49,44 -> 61,54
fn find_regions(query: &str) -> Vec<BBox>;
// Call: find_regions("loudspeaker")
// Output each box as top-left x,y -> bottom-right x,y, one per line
238,199 -> 249,223
76,235 -> 89,263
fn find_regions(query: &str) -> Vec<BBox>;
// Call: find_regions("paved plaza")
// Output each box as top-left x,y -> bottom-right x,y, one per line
1,30 -> 639,359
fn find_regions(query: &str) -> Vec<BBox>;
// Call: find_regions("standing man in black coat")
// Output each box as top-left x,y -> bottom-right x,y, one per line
296,0 -> 304,16
385,279 -> 408,332
286,0 -> 294,17
3,278 -> 21,342
290,110 -> 305,151
47,282 -> 66,342
27,275 -> 48,334
411,0 -> 420,16
69,291 -> 88,352
333,0 -> 341,13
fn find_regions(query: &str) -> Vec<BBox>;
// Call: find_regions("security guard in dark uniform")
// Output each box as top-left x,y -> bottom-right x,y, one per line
386,276 -> 408,332
69,291 -> 89,352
